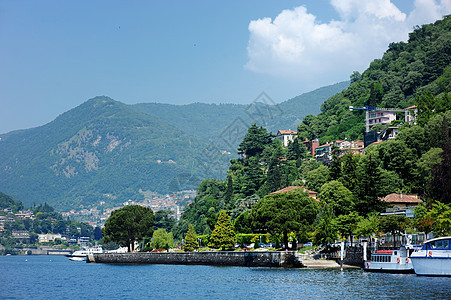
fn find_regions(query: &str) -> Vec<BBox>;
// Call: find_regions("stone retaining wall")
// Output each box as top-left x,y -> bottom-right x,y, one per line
88,251 -> 302,268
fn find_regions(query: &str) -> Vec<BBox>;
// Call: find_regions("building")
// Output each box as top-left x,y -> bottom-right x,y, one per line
269,186 -> 319,201
366,109 -> 398,132
379,126 -> 400,141
380,193 -> 422,218
334,140 -> 365,156
38,233 -> 62,243
15,213 -> 33,220
78,236 -> 90,245
405,105 -> 418,125
301,138 -> 319,156
12,230 -> 31,240
0,215 -> 15,224
276,130 -> 297,147
314,142 -> 333,163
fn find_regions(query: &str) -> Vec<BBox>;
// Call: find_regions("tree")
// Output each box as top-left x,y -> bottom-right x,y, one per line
430,144 -> 451,204
429,202 -> 451,236
354,154 -> 386,215
313,204 -> 337,246
250,189 -> 318,249
305,165 -> 330,192
328,146 -> 342,180
209,210 -> 236,250
224,174 -> 234,211
238,124 -> 273,158
413,204 -> 434,235
93,226 -> 103,240
152,229 -> 174,250
339,153 -> 360,191
333,212 -> 362,245
415,148 -> 443,195
377,139 -> 415,181
417,90 -> 436,126
183,224 -> 198,252
154,210 -> 176,232
354,213 -> 380,240
241,156 -> 264,196
233,211 -> 252,234
350,71 -> 361,83
379,215 -> 409,247
102,205 -> 155,252
286,137 -> 307,162
318,181 -> 355,216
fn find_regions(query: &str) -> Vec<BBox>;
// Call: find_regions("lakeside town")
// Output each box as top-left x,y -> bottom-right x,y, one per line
60,190 -> 196,227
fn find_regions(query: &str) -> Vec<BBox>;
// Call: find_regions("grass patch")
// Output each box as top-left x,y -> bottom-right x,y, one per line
298,246 -> 315,254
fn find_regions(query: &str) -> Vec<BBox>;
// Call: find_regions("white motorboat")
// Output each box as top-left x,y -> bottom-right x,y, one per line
410,236 -> 451,276
66,246 -> 103,260
364,244 -> 420,273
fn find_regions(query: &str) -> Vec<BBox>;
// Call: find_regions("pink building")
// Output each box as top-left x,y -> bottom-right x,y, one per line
366,110 -> 397,132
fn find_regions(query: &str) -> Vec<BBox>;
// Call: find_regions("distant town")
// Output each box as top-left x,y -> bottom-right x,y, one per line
61,190 -> 196,227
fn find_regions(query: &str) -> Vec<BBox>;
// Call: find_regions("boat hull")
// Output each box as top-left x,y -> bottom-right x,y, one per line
410,257 -> 451,276
69,257 -> 85,261
364,261 -> 415,274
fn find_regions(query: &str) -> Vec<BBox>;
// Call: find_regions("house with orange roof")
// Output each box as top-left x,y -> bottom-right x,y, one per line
269,186 -> 319,201
380,193 -> 422,218
276,130 -> 297,147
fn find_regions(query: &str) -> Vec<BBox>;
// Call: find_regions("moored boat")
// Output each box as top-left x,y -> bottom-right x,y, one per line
66,246 -> 103,260
364,244 -> 420,273
410,236 -> 451,276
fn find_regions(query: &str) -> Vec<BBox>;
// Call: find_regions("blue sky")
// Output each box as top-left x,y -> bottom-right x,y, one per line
1,0 -> 450,134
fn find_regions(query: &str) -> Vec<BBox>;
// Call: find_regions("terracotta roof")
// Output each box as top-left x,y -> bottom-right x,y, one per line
278,130 -> 297,135
405,105 -> 418,110
316,143 -> 331,148
269,186 -> 319,201
380,193 -> 422,204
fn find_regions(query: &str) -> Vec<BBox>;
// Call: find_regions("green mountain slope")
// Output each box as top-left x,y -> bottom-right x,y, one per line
132,81 -> 349,150
297,16 -> 451,143
0,97 -> 222,210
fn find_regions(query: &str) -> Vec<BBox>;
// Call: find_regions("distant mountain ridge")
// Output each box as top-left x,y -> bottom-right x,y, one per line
133,81 -> 349,148
0,82 -> 348,210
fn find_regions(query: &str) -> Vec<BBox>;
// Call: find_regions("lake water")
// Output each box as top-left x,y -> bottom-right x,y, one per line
1,255 -> 450,299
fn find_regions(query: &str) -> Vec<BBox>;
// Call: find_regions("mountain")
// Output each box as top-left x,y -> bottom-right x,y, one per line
0,97 -> 222,210
132,81 -> 349,150
0,83 -> 348,211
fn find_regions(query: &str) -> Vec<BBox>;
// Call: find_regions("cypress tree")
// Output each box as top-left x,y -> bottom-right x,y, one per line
209,210 -> 236,250
183,224 -> 198,252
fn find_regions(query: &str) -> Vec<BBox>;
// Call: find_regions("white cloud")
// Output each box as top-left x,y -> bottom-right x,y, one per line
245,0 -> 451,84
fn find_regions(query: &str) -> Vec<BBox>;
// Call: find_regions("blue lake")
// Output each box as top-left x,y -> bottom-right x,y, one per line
0,255 -> 450,299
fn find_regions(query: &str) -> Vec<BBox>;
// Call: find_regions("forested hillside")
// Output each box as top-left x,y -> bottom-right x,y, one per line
0,97 -> 221,210
0,192 -> 100,255
0,82 -> 345,211
173,16 -> 451,243
297,16 -> 451,143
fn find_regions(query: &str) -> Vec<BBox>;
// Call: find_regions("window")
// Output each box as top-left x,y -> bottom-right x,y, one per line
431,239 -> 450,249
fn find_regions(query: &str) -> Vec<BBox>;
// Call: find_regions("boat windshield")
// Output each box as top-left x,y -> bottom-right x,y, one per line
423,239 -> 450,250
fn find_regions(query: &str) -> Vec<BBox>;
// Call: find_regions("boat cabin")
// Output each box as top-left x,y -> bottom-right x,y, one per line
420,237 -> 450,250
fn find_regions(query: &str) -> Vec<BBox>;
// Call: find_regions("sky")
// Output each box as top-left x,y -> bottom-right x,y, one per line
1,0 -> 450,134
